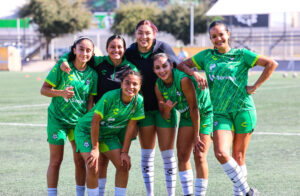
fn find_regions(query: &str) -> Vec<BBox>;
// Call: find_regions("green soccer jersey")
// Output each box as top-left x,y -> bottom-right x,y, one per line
156,68 -> 212,120
76,89 -> 145,140
192,48 -> 260,113
46,62 -> 98,126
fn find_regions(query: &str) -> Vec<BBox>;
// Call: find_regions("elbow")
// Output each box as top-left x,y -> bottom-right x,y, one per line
40,87 -> 45,96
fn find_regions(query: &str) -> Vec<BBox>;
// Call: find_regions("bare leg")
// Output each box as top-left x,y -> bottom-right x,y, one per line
47,143 -> 64,188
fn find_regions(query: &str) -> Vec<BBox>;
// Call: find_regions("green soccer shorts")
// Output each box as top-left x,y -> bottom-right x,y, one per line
213,110 -> 257,133
138,110 -> 177,128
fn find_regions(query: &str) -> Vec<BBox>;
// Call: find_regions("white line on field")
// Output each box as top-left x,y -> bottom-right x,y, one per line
0,104 -> 48,111
254,132 -> 300,136
0,122 -> 47,127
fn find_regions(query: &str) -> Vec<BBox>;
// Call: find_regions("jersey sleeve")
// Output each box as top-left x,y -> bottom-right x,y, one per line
90,72 -> 98,96
162,42 -> 180,66
56,52 -> 70,65
243,48 -> 260,68
45,63 -> 62,87
131,96 -> 145,120
94,94 -> 109,119
191,51 -> 205,70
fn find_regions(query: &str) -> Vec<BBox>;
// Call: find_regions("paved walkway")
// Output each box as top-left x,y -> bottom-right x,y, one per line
21,60 -> 56,72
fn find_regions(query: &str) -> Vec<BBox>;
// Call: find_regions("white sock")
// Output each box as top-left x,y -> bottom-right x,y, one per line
222,158 -> 249,195
179,169 -> 194,195
195,178 -> 208,196
141,149 -> 155,196
161,149 -> 177,196
87,187 -> 99,196
47,188 -> 57,196
98,178 -> 106,196
76,185 -> 86,196
233,164 -> 248,196
115,187 -> 126,196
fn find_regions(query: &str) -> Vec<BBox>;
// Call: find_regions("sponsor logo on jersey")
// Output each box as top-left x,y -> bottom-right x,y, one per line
113,108 -> 119,115
68,74 -> 74,81
209,64 -> 216,71
52,132 -> 58,140
208,74 -> 235,82
84,141 -> 89,148
108,118 -> 115,122
212,56 -> 218,60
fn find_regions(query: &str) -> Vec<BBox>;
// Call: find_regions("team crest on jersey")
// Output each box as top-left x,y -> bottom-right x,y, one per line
101,70 -> 107,76
176,91 -> 181,96
86,79 -> 90,85
52,132 -> 58,140
84,141 -> 89,148
213,121 -> 218,127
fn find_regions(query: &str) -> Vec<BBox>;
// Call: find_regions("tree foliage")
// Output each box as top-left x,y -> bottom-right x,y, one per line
158,2 -> 210,45
111,1 -> 161,36
19,0 -> 92,58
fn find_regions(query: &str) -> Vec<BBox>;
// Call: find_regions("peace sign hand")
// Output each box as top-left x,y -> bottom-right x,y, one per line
159,100 -> 177,113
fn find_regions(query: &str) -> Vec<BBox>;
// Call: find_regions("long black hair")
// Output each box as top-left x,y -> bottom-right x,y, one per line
106,34 -> 126,50
68,36 -> 95,66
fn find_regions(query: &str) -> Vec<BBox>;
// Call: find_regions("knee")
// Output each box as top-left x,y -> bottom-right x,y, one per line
194,152 -> 207,164
74,156 -> 85,169
232,151 -> 244,164
49,157 -> 63,169
87,167 -> 98,176
177,151 -> 190,164
99,157 -> 109,169
214,148 -> 229,162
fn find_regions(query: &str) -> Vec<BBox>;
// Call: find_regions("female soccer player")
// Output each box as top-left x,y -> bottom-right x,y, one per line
40,37 -> 98,196
74,70 -> 144,196
58,34 -> 138,195
153,53 -> 213,196
177,20 -> 278,196
124,20 -> 180,196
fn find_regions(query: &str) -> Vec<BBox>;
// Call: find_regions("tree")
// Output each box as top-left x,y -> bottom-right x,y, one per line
111,1 -> 161,36
157,2 -> 211,45
19,0 -> 92,58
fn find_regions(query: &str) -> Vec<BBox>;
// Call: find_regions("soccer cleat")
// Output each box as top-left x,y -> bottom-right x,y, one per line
246,188 -> 259,196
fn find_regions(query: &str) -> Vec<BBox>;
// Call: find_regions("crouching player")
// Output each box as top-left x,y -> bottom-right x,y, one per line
153,53 -> 213,196
75,70 -> 144,196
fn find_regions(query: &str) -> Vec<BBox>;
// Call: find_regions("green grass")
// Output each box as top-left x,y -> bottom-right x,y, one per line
0,71 -> 299,196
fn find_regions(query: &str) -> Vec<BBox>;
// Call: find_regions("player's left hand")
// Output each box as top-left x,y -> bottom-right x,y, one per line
120,152 -> 131,171
246,85 -> 257,94
193,136 -> 204,154
87,148 -> 99,169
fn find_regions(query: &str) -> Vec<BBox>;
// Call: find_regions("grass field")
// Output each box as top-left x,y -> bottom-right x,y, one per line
0,71 -> 300,196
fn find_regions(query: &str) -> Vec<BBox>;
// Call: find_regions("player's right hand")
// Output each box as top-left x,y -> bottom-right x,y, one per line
193,71 -> 207,90
62,86 -> 74,98
60,62 -> 71,74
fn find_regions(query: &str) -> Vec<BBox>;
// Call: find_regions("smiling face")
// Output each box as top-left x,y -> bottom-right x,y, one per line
153,56 -> 173,82
121,74 -> 141,101
135,24 -> 155,51
73,39 -> 94,63
209,24 -> 231,53
107,38 -> 125,61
